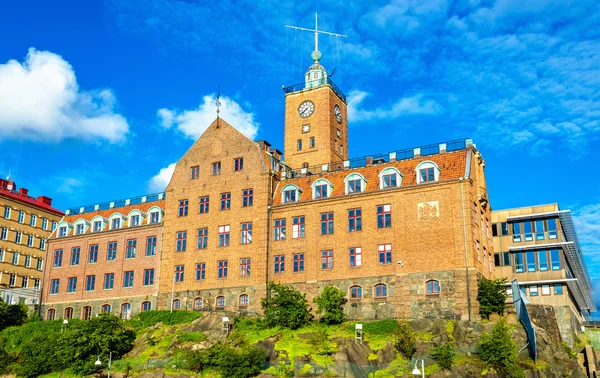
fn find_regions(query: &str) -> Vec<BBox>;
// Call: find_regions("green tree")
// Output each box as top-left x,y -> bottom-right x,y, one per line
0,298 -> 28,331
261,282 -> 312,329
477,277 -> 508,319
430,343 -> 455,370
477,320 -> 524,378
313,286 -> 347,325
393,320 -> 416,359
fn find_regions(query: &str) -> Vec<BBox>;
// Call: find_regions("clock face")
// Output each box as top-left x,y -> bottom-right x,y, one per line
302,124 -> 310,133
334,104 -> 342,123
298,101 -> 315,118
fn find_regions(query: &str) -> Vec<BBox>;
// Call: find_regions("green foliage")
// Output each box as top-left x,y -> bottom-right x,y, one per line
430,343 -> 455,370
0,345 -> 15,374
261,282 -> 312,330
308,329 -> 335,355
128,310 -> 203,329
477,277 -> 508,319
313,286 -> 348,325
177,331 -> 208,343
393,320 -> 416,359
477,320 -> 524,378
561,342 -> 577,358
186,342 -> 265,378
0,298 -> 28,331
346,319 -> 400,335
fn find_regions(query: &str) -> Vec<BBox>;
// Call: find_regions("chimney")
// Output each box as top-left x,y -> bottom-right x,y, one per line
366,157 -> 373,166
255,140 -> 272,151
272,149 -> 283,160
6,181 -> 15,191
19,188 -> 29,196
37,196 -> 53,206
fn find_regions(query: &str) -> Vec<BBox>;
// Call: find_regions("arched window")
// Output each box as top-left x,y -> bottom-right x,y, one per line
101,304 -> 111,313
90,216 -> 106,232
64,307 -> 73,319
109,213 -> 125,230
141,301 -> 152,312
379,167 -> 402,189
282,184 -> 302,204
344,173 -> 367,194
82,306 -> 92,320
239,294 -> 249,307
426,280 -> 440,294
47,308 -> 56,320
374,284 -> 387,298
415,161 -> 441,184
128,209 -> 144,227
172,299 -> 181,310
57,221 -> 73,237
121,303 -> 131,319
350,285 -> 363,299
147,206 -> 163,224
311,178 -> 333,199
73,219 -> 89,235
216,296 -> 225,309
194,297 -> 203,310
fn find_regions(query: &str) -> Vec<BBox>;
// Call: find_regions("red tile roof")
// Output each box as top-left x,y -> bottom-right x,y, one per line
0,187 -> 64,216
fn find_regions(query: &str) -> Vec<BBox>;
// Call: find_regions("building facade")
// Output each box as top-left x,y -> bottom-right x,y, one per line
41,195 -> 164,320
0,178 -> 63,304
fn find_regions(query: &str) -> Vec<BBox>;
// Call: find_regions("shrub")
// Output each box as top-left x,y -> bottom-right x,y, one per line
477,320 -> 524,378
346,319 -> 400,335
178,331 -> 208,343
129,310 -> 203,329
430,343 -> 455,370
261,282 -> 312,329
477,277 -> 508,319
0,298 -> 28,331
187,342 -> 265,378
393,320 -> 416,359
313,286 -> 348,325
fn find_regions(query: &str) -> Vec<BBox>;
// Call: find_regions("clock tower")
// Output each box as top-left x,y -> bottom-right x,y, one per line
283,16 -> 348,170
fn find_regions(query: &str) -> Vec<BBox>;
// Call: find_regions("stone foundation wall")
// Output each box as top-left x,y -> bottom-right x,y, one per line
41,294 -> 158,320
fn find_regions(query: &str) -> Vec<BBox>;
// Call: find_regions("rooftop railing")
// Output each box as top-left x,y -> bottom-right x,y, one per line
65,192 -> 166,216
283,77 -> 346,102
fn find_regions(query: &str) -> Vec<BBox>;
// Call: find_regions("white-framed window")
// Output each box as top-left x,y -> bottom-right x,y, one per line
41,218 -> 48,230
25,255 -> 31,268
39,238 -> 46,250
344,173 -> 367,195
415,161 -> 441,184
128,210 -> 144,227
15,231 -> 22,244
147,206 -> 163,224
74,219 -> 88,235
27,234 -> 34,247
9,274 -> 16,287
30,214 -> 37,227
3,206 -> 10,219
282,184 -> 302,204
109,213 -> 124,230
379,167 -> 402,189
12,252 -> 19,265
0,249 -> 4,262
1,227 -> 7,240
311,178 -> 333,199
91,216 -> 105,232
18,211 -> 25,223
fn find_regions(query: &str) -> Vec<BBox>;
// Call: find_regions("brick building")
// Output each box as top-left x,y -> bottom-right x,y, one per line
0,178 -> 63,304
41,194 -> 164,320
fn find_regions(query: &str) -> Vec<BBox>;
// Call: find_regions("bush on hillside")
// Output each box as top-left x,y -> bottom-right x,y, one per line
186,342 -> 265,378
477,277 -> 508,319
0,298 -> 28,331
393,320 -> 416,359
430,343 -> 455,370
477,320 -> 524,378
314,286 -> 347,325
261,282 -> 312,329
129,310 -> 203,329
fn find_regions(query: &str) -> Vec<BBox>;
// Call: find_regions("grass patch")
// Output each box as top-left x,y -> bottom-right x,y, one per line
234,317 -> 281,345
177,331 -> 208,343
446,320 -> 455,342
415,331 -> 435,341
128,310 -> 203,330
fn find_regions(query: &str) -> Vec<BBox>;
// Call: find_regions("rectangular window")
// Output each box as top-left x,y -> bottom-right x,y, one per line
503,252 -> 511,266
526,251 -> 536,272
378,244 -> 392,264
554,284 -> 563,295
176,231 -> 187,251
274,218 -> 286,240
220,192 -> 231,210
514,252 -> 524,273
420,167 -> 435,182
1,227 -> 7,240
24,255 -> 31,267
348,208 -> 362,232
0,249 -> 4,262
107,241 -> 117,261
199,196 -> 209,213
240,257 -> 251,276
234,158 -> 244,171
39,237 -> 46,250
150,211 -> 160,223
52,221 -> 57,231
146,236 -> 157,256
178,200 -> 189,216
321,250 -> 333,269
22,276 -> 28,288
547,218 -> 558,239
70,247 -> 80,265
297,139 -> 302,151
283,189 -> 296,203
550,249 -> 561,270
67,277 -> 77,293
241,222 -> 253,244
242,189 -> 253,207
75,223 -> 84,235
93,221 -> 102,232
494,253 -> 501,267
50,279 -> 59,294
34,279 -> 40,289
197,228 -> 208,249
535,220 -> 545,240
53,249 -> 63,267
3,206 -> 10,219
492,223 -> 498,237
212,161 -> 221,175
27,235 -> 34,247
523,221 -> 533,241
218,260 -> 228,278
174,265 -> 184,282
58,226 -> 67,237
349,247 -> 362,267
9,274 -> 16,287
292,216 -> 305,238
293,253 -> 304,272
42,218 -> 48,230
512,223 -> 521,242
111,218 -> 120,229
538,251 -> 548,271
310,137 -> 315,148
348,179 -> 362,193
274,255 -> 285,273
131,215 -> 140,226
218,225 -> 230,246
315,184 -> 328,198
500,222 -> 509,236
12,252 -> 19,265
30,214 -> 37,227
85,275 -> 95,291
143,269 -> 154,286
377,204 -> 392,228
541,284 -> 551,295
18,211 -> 25,223
104,273 -> 114,289
123,271 -> 134,287
84,244 -> 96,264
320,212 -> 334,235
37,258 -> 43,270
529,285 -> 538,296
195,263 -> 206,280
15,231 -> 22,244
382,173 -> 397,188
190,165 -> 199,179
126,239 -> 137,259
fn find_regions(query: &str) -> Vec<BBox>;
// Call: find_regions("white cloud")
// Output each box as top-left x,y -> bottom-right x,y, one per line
348,90 -> 442,122
572,204 -> 600,277
56,178 -> 84,194
148,163 -> 176,192
157,94 -> 259,139
0,48 -> 129,143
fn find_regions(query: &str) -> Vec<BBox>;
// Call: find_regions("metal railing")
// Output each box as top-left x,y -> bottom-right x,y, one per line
65,192 -> 166,216
283,77 -> 346,102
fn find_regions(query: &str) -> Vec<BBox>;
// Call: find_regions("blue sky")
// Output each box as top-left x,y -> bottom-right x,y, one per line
1,0 -> 599,313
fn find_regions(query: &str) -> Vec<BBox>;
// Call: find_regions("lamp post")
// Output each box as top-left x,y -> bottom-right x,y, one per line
412,359 -> 425,377
61,318 -> 68,333
95,351 -> 112,378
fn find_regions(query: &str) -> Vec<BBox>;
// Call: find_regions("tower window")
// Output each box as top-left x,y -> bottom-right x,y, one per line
310,137 -> 315,148
297,139 -> 302,151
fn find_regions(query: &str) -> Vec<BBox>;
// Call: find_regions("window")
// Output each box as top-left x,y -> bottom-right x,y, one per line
416,161 -> 441,184
345,174 -> 364,194
420,168 -> 434,182
85,275 -> 95,291
195,263 -> 206,280
241,222 -> 253,244
378,244 -> 392,264
512,223 -> 521,242
216,296 -> 225,308
239,294 -> 249,307
292,216 -> 305,238
541,284 -> 551,295
234,158 -> 244,171
212,162 -> 221,175
175,265 -> 184,282
9,274 -> 16,287
50,279 -> 59,294
107,241 -> 117,261
526,251 -> 536,272
350,247 -> 362,267
75,223 -> 84,235
150,211 -> 160,223
47,308 -> 56,320
42,218 -> 48,230
500,222 -> 509,235
71,247 -> 80,265
310,136 -> 315,148
144,269 -> 155,286
15,231 -> 22,244
52,221 -> 57,231
503,252 -> 511,266
218,260 -> 228,278
0,227 -> 6,240
197,228 -> 208,249
179,200 -> 189,216
218,225 -> 230,246
53,249 -> 63,267
283,185 -> 300,203
65,307 -> 74,319
426,280 -> 440,294
242,189 -> 253,207
123,271 -> 134,287
220,192 -> 231,210
380,168 -> 400,189
27,234 -> 34,247
320,212 -> 334,235
554,284 -> 563,295
121,303 -> 131,319
126,239 -> 136,259
274,219 -> 286,240
194,298 -> 203,309
190,165 -> 199,179
274,255 -> 284,273
377,204 -> 392,228
315,184 -> 328,198
350,285 -> 363,299
523,222 -> 533,241
3,206 -> 10,219
93,220 -> 102,232
199,196 -> 209,213
82,306 -> 92,320
293,253 -> 304,272
102,304 -> 111,313
375,284 -> 387,298
142,301 -> 152,312
321,250 -> 333,269
529,285 -> 538,296
12,252 -> 19,265
0,249 -> 3,262
172,299 -> 180,310
111,217 -> 121,229
146,236 -> 157,256
538,251 -> 548,271
130,215 -> 140,226
240,258 -> 251,276
176,231 -> 187,252
30,214 -> 37,226
39,238 -> 46,250
18,211 -> 25,223
547,218 -> 558,239
348,208 -> 362,232
104,273 -> 114,289
550,249 -> 561,270
514,252 -> 524,273
535,220 -> 545,240
297,139 -> 302,151
312,179 -> 332,199
22,276 -> 28,288
67,277 -> 77,293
